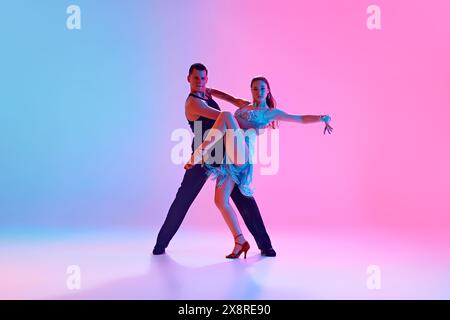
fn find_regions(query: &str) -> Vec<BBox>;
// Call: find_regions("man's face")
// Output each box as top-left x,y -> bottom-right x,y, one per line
187,69 -> 208,93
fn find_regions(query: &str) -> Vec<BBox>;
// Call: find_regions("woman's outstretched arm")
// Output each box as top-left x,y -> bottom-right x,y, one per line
265,109 -> 327,123
265,109 -> 333,134
206,88 -> 250,108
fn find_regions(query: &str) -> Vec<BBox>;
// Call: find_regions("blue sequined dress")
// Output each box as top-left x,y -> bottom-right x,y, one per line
204,107 -> 272,197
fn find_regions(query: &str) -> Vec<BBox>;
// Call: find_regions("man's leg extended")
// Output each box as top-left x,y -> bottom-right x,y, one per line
153,164 -> 208,254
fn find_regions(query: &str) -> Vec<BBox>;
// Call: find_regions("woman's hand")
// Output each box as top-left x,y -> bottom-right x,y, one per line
323,121 -> 333,135
320,115 -> 333,135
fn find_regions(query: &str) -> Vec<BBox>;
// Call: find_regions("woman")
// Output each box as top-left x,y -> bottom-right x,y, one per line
185,77 -> 333,259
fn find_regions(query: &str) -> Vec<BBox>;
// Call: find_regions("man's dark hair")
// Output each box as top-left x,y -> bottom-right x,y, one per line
188,63 -> 208,75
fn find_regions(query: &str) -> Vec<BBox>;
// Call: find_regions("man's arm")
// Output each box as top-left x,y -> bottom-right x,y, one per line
208,88 -> 250,108
185,96 -> 221,121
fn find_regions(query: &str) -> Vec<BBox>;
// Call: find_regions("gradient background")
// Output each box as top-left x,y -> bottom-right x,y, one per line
1,0 -> 449,245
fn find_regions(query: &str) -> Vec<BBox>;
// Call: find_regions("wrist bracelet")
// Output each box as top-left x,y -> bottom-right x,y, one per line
320,115 -> 331,122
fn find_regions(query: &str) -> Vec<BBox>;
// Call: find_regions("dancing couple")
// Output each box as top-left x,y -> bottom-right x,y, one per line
153,63 -> 333,259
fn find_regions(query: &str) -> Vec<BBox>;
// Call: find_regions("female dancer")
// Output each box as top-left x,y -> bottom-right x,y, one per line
185,77 -> 333,259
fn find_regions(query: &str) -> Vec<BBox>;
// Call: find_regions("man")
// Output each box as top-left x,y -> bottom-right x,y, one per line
153,63 -> 276,257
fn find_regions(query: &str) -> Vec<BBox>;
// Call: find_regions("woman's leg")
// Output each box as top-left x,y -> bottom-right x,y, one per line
214,176 -> 248,255
185,112 -> 249,168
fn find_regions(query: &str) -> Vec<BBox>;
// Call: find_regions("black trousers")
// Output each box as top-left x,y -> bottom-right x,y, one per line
154,164 -> 273,251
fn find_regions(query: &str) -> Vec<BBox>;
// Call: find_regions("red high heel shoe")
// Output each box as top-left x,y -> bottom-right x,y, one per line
226,234 -> 250,259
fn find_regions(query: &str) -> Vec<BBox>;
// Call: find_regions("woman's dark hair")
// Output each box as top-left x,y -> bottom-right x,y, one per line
189,63 -> 208,75
251,76 -> 278,129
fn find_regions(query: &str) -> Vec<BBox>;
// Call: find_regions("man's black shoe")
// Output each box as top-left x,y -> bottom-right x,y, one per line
260,248 -> 276,257
152,247 -> 166,255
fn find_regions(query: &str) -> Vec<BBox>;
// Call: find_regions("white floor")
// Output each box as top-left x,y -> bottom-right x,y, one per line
1,226 -> 449,299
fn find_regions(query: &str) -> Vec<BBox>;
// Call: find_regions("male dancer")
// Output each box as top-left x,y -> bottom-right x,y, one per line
153,63 -> 276,257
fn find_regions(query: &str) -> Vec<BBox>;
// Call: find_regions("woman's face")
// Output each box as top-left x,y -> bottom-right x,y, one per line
251,80 -> 269,103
